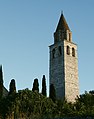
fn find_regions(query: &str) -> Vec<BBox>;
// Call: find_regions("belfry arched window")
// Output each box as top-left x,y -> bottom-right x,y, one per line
66,46 -> 70,55
52,48 -> 55,58
72,47 -> 75,57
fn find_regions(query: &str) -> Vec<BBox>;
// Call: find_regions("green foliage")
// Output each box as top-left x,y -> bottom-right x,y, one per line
75,91 -> 94,116
0,65 -> 3,98
42,75 -> 47,96
0,89 -> 55,119
9,79 -> 16,95
49,84 -> 56,102
32,78 -> 39,92
0,89 -> 94,118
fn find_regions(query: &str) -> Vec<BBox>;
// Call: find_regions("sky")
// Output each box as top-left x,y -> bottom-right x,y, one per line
0,0 -> 94,96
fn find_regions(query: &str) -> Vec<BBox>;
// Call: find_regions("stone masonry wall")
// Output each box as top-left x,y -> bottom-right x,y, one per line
49,41 -> 65,99
64,40 -> 79,102
49,39 -> 79,102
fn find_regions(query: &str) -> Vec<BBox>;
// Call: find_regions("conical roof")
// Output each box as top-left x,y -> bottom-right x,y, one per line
56,13 -> 70,32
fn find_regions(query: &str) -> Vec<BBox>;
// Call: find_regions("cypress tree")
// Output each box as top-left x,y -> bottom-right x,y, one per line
0,65 -> 3,98
9,79 -> 16,95
49,84 -> 56,102
42,75 -> 46,96
32,78 -> 39,92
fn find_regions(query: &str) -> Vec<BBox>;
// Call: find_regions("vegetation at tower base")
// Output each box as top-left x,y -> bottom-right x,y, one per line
0,89 -> 55,119
49,84 -> 56,102
9,79 -> 16,95
42,75 -> 47,96
0,89 -> 94,118
0,65 -> 3,98
32,78 -> 39,92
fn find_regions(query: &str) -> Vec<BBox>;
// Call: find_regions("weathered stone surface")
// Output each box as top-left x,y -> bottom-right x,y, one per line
64,40 -> 79,102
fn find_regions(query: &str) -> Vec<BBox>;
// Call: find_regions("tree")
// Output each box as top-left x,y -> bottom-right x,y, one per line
49,84 -> 56,102
0,65 -> 3,98
32,78 -> 39,92
42,75 -> 47,96
9,79 -> 16,95
75,91 -> 94,116
89,90 -> 94,95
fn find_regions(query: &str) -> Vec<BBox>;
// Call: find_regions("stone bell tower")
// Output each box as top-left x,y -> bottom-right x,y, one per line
49,13 -> 79,102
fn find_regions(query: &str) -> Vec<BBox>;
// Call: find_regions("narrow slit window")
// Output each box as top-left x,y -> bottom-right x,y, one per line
69,32 -> 72,42
66,46 -> 70,55
52,49 -> 55,58
58,46 -> 62,55
72,48 -> 75,57
69,33 -> 71,42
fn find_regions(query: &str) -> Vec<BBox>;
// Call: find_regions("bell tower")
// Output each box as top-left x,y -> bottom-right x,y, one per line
49,13 -> 79,102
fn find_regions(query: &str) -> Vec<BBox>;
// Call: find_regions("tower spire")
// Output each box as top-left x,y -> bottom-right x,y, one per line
54,13 -> 72,43
61,10 -> 63,15
56,13 -> 70,32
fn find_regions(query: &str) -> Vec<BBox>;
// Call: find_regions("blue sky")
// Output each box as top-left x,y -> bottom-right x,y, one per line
0,0 -> 94,95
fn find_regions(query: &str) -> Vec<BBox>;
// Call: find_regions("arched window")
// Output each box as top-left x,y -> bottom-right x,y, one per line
58,46 -> 62,55
66,46 -> 70,55
72,48 -> 75,57
52,49 -> 55,58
